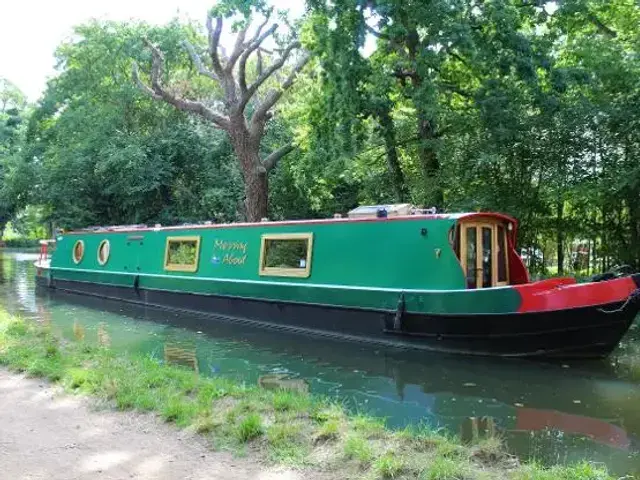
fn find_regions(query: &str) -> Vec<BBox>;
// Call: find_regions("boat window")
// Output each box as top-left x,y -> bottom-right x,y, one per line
481,227 -> 493,288
97,240 -> 110,266
72,240 -> 85,264
497,225 -> 507,283
259,233 -> 313,278
164,236 -> 201,272
465,227 -> 477,288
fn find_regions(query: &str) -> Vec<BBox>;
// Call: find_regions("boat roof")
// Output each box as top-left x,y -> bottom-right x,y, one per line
63,211 -> 517,236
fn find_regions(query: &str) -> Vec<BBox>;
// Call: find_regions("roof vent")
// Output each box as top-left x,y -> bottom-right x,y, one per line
348,204 -> 413,219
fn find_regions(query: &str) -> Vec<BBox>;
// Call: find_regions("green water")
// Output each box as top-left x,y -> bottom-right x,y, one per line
2,251 -> 639,476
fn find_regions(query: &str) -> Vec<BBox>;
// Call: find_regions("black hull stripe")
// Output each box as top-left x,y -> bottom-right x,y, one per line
37,277 -> 640,359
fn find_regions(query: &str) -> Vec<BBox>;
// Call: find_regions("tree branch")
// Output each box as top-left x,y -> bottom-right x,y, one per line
249,11 -> 272,45
225,23 -> 251,73
206,14 -> 225,77
262,143 -> 295,171
439,82 -> 473,99
181,40 -> 219,81
243,42 -> 303,110
587,12 -> 617,38
132,62 -> 161,100
238,24 -> 279,95
251,51 -> 311,127
257,49 -> 264,77
134,39 -> 229,129
365,24 -> 390,40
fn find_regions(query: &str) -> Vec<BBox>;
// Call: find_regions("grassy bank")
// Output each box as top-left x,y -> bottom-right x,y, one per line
0,309 -> 614,480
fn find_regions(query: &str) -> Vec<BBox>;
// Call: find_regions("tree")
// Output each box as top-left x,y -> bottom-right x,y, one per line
23,21 -> 244,229
133,9 -> 310,221
304,0 -> 547,209
0,78 -> 28,237
0,78 -> 26,114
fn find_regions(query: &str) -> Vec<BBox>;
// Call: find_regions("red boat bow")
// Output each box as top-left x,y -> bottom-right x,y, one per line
516,275 -> 640,313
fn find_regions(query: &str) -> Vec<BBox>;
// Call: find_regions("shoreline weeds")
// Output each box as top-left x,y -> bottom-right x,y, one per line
0,309 -> 617,480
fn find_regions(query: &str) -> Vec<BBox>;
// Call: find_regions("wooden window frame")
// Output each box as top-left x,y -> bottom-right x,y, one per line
495,225 -> 509,287
97,239 -> 110,266
72,240 -> 85,264
164,236 -> 201,273
259,233 -> 313,278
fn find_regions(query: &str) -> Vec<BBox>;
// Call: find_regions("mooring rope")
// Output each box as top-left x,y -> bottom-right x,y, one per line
598,287 -> 640,314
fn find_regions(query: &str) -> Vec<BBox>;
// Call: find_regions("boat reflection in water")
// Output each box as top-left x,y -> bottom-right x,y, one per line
33,288 -> 640,474
163,338 -> 199,373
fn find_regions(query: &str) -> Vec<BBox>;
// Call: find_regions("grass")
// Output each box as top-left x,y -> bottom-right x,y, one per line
373,453 -> 406,478
512,461 -> 614,480
236,413 -> 263,442
272,389 -> 311,412
343,434 -> 375,465
266,421 -> 309,464
421,456 -> 469,480
0,309 -> 620,480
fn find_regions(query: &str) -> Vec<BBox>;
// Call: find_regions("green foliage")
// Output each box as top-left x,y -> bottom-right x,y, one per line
513,461 -> 613,480
236,413 -> 264,442
167,241 -> 197,266
373,453 -> 406,479
420,456 -> 468,480
316,418 -> 340,441
263,238 -> 308,269
266,422 -> 308,464
1,238 -> 40,248
18,21 -> 242,229
343,434 -> 374,465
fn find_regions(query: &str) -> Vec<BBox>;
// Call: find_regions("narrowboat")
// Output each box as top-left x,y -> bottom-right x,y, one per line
34,205 -> 640,358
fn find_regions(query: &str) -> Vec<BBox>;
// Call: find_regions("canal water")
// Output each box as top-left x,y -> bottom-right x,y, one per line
1,251 -> 639,476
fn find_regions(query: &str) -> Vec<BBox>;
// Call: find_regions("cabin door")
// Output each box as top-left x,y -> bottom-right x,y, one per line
125,235 -> 145,274
460,223 -> 509,289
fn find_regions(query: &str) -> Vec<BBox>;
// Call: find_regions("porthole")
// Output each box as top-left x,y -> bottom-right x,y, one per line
97,239 -> 110,266
72,240 -> 85,264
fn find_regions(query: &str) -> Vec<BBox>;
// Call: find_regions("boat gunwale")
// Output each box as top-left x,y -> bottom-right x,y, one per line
44,265 -> 516,295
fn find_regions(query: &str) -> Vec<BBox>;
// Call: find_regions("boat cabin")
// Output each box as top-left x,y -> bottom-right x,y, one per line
454,214 -> 527,289
345,206 -> 529,289
45,205 -> 529,293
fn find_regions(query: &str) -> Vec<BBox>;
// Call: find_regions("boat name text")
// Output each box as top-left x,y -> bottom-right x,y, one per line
214,239 -> 248,253
213,239 -> 248,266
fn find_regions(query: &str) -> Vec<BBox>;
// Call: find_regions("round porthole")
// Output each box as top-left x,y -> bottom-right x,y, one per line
97,239 -> 110,266
72,240 -> 85,264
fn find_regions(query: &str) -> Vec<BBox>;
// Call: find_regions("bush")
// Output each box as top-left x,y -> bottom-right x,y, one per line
1,238 -> 40,248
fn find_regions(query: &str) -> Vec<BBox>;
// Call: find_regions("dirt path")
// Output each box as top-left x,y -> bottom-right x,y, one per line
0,369 -> 315,480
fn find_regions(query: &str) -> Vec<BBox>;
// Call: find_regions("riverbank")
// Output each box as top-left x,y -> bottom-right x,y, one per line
0,309 -> 615,480
0,369 -> 314,479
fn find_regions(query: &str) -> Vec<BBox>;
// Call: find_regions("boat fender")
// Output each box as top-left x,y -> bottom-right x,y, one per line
133,275 -> 140,294
47,273 -> 54,289
598,287 -> 640,314
393,293 -> 405,331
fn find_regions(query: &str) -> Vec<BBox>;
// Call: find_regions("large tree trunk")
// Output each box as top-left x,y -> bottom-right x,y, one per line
230,121 -> 269,222
244,169 -> 268,222
416,108 -> 443,209
375,107 -> 408,202
556,200 -> 565,275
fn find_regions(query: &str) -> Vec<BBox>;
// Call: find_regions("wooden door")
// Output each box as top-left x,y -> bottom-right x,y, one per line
460,222 -> 509,289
